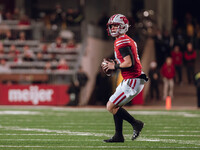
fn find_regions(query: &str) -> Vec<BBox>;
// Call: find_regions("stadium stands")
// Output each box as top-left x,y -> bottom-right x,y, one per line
0,17 -> 82,84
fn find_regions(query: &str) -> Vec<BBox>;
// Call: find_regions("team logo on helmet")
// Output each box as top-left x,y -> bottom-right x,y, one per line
107,14 -> 129,37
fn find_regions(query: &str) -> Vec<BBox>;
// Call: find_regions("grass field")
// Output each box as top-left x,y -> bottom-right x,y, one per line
0,106 -> 200,150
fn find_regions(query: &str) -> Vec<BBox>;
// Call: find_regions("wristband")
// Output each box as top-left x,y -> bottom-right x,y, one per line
115,63 -> 121,70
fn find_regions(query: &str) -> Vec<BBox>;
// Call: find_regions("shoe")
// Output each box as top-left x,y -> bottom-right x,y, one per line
103,135 -> 124,143
132,120 -> 144,140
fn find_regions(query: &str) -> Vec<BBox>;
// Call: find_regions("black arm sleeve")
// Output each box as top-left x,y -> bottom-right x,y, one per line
118,46 -> 135,68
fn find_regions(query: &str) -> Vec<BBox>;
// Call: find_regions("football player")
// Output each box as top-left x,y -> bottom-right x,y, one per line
101,14 -> 148,143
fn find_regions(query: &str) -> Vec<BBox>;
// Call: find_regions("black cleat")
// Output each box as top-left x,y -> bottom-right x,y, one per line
103,135 -> 124,143
132,120 -> 144,140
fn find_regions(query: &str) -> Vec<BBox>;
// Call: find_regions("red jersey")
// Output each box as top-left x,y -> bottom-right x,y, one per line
57,65 -> 69,70
114,34 -> 142,79
171,51 -> 183,66
161,63 -> 175,79
184,50 -> 196,61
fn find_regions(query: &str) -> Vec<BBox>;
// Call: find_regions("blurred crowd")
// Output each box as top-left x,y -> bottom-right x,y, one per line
0,35 -> 78,71
44,4 -> 83,29
0,4 -> 85,86
0,3 -> 84,42
0,4 -> 83,28
149,12 -> 199,102
41,4 -> 83,41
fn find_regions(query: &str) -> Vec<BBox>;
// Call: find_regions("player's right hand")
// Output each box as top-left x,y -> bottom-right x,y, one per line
101,58 -> 113,76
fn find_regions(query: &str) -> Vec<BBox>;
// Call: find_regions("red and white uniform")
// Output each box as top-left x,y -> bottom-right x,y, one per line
114,34 -> 142,79
109,34 -> 145,107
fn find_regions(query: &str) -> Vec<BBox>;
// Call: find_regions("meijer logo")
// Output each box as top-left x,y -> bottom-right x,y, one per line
8,86 -> 54,105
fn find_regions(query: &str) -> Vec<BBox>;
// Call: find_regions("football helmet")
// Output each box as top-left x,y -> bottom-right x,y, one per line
107,14 -> 129,37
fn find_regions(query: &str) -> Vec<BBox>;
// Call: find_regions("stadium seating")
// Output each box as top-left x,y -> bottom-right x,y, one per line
0,19 -> 82,84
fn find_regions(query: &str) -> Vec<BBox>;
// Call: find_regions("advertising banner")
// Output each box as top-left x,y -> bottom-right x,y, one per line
0,84 -> 70,106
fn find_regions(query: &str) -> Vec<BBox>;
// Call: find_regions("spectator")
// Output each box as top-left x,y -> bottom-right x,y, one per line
41,44 -> 48,54
0,59 -> 11,73
184,42 -> 196,84
4,12 -> 13,20
173,28 -> 186,51
67,79 -> 80,106
18,14 -> 31,26
66,9 -> 76,26
73,9 -> 83,25
50,36 -> 64,49
171,45 -> 183,85
35,52 -> 43,61
54,4 -> 65,27
90,68 -> 112,105
22,45 -> 34,62
66,8 -> 83,26
8,44 -> 22,63
186,21 -> 194,43
49,53 -> 57,63
13,8 -> 20,20
18,31 -> 26,41
15,56 -> 22,63
49,13 -> 57,27
44,62 -> 52,73
5,30 -> 15,40
9,44 -> 20,55
8,52 -> 15,62
161,57 -> 175,101
77,66 -> 88,88
148,61 -> 160,101
8,44 -> 20,62
66,39 -> 76,49
0,30 -> 6,40
23,53 -> 34,62
195,72 -> 200,108
57,58 -> 69,70
162,30 -> 172,57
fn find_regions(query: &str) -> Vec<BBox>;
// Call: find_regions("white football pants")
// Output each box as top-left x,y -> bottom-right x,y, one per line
109,78 -> 145,107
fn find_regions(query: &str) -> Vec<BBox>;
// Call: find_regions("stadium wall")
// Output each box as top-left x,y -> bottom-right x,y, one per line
79,36 -> 113,105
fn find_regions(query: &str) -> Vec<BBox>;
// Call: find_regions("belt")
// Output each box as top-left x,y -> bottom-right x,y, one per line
136,74 -> 149,82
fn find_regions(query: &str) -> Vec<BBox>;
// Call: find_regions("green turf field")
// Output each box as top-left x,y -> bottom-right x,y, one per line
0,107 -> 199,150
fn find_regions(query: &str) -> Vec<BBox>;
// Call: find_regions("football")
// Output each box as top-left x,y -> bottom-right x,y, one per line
101,60 -> 112,76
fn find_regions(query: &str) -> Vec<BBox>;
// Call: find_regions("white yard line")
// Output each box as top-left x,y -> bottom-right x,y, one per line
0,133 -> 64,135
0,125 -> 110,137
129,111 -> 200,117
0,109 -> 199,118
0,133 -> 200,136
0,139 -> 100,141
150,135 -> 200,137
138,137 -> 200,146
164,126 -> 200,129
144,130 -> 200,133
0,111 -> 41,115
0,145 -> 200,149
0,125 -> 200,146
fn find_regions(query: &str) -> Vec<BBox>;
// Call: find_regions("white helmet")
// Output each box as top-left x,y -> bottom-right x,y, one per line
107,14 -> 129,37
